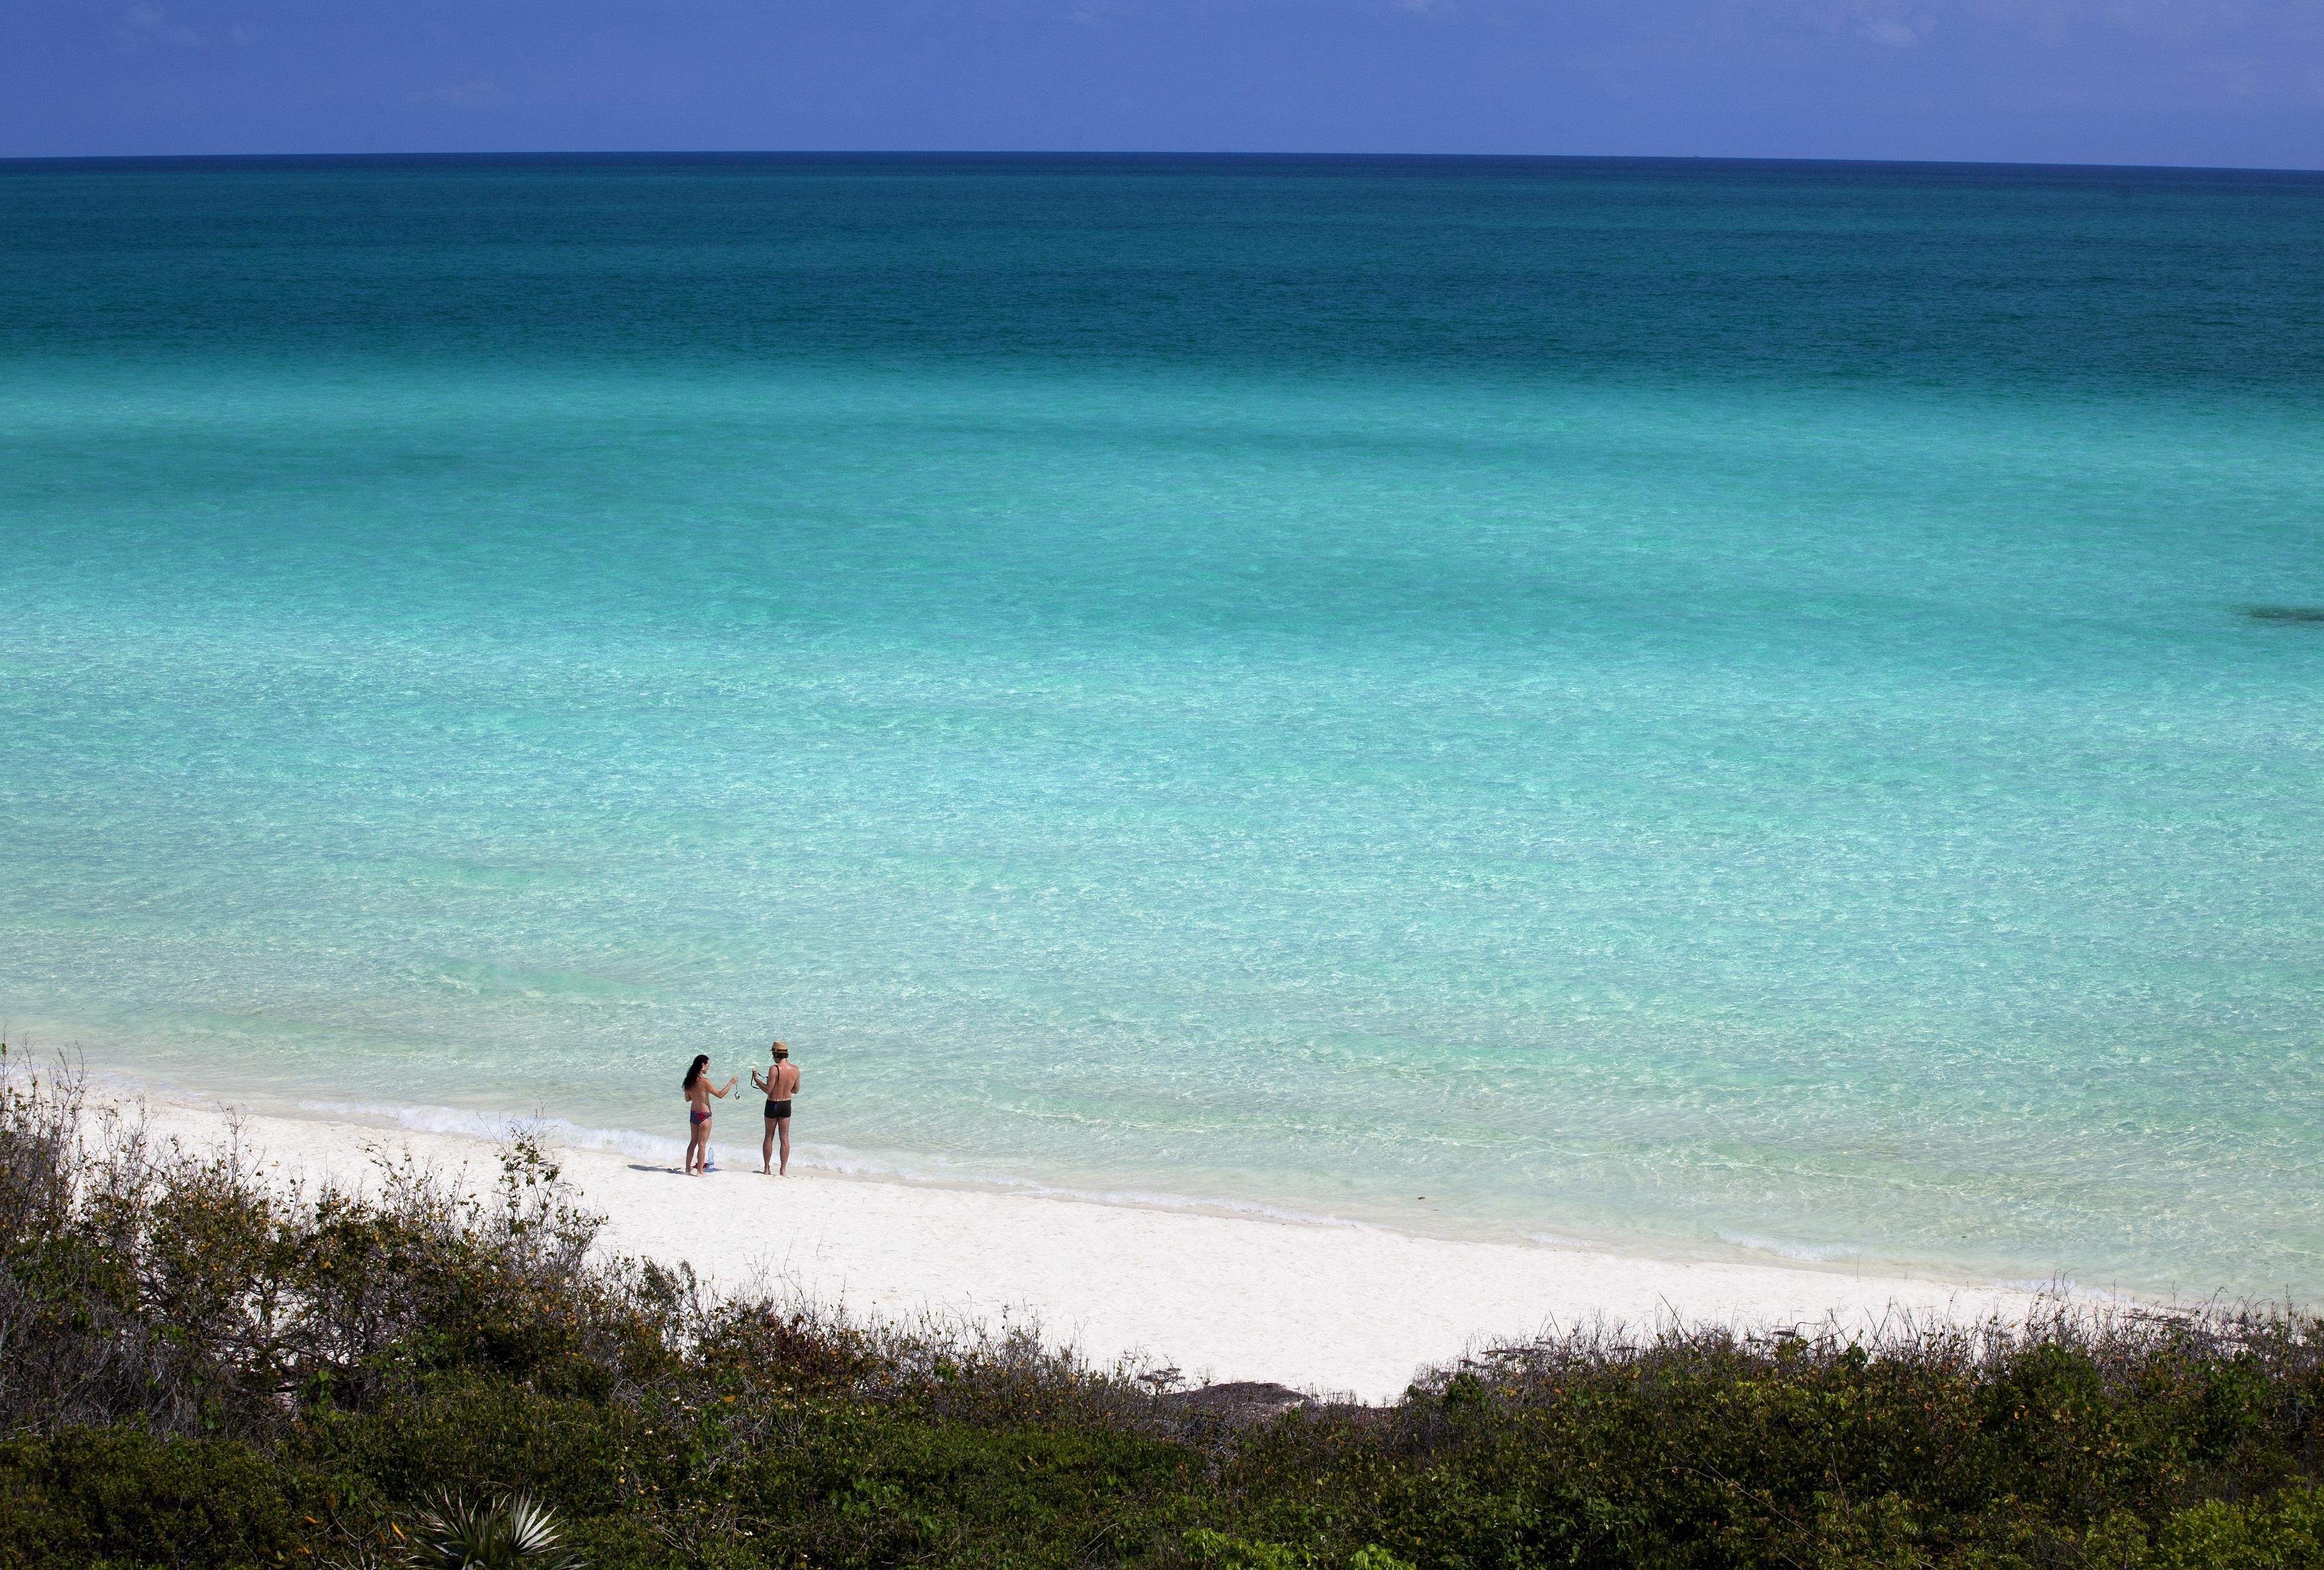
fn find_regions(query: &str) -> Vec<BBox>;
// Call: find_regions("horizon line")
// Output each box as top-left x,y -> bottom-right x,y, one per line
6,147 -> 2323,179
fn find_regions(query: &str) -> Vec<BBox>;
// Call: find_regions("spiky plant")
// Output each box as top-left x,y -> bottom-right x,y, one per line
406,1490 -> 582,1570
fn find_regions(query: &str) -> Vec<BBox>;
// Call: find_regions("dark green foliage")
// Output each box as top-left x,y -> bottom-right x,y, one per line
0,1429 -> 309,1569
1,1046 -> 2319,1569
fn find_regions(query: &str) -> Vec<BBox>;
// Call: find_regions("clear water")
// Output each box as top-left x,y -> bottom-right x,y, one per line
4,155 -> 2321,1298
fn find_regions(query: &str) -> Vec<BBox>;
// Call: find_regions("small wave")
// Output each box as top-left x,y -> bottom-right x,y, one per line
297,1099 -> 687,1162
971,1177 -> 1378,1231
1715,1229 -> 1863,1264
423,961 -> 665,1007
1525,1231 -> 1601,1251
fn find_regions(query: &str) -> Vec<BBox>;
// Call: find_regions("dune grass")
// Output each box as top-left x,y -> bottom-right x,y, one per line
1,1045 -> 2317,1569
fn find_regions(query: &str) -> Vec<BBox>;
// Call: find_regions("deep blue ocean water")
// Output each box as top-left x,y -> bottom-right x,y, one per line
3,155 -> 2321,1296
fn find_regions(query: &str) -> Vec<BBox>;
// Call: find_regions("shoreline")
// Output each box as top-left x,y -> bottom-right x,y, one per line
77,1058 -> 2088,1283
111,1084 -> 2060,1403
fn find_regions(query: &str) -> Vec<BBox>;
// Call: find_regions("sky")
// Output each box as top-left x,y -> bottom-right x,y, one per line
5,0 -> 2323,168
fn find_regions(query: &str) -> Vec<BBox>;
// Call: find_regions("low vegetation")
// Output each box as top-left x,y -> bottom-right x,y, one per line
1,1045 -> 2317,1569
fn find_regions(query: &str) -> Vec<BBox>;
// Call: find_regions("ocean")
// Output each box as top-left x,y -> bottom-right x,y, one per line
3,153 -> 2320,1298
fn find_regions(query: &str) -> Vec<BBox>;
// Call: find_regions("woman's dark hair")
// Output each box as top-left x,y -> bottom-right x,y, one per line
683,1054 -> 709,1091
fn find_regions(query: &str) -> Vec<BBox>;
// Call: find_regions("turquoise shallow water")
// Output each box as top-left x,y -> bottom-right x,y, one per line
3,155 -> 2322,1296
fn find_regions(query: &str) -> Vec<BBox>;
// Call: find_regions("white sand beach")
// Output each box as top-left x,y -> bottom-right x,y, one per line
124,1093 -> 2044,1403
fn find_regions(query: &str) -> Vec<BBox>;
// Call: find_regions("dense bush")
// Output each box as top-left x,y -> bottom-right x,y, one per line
1,1045 -> 2318,1569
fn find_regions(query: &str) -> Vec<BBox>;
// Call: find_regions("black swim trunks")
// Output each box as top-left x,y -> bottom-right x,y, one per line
765,1099 -> 792,1119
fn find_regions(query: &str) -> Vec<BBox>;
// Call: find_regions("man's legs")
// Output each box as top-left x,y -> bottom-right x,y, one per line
762,1117 -> 776,1174
778,1115 -> 791,1176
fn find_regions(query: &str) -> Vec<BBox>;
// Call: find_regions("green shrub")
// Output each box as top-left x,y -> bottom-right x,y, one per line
409,1488 -> 584,1569
2151,1486 -> 2324,1569
0,1429 -> 307,1570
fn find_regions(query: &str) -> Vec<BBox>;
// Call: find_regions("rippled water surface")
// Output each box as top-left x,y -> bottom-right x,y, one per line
3,155 -> 2321,1295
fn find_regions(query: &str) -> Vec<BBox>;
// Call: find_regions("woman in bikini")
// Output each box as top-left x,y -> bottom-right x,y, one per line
681,1053 -> 736,1174
749,1040 -> 799,1176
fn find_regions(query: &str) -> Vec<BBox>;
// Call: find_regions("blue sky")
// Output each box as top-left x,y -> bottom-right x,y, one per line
7,0 -> 2323,167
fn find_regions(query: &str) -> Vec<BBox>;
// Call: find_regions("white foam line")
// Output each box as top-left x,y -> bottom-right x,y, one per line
295,1095 -> 1382,1231
1714,1229 -> 1863,1264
